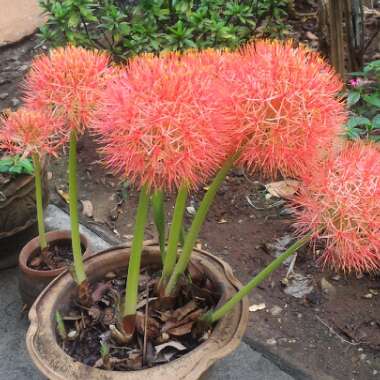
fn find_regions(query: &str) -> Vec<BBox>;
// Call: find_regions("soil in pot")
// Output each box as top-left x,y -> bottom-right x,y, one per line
56,264 -> 221,371
28,239 -> 86,271
19,230 -> 91,307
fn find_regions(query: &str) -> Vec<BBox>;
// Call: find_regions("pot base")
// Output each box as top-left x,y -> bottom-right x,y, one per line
27,245 -> 249,380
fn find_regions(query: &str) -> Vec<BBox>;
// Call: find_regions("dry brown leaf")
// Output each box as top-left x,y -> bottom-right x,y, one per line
56,187 -> 69,204
172,300 -> 198,321
167,321 -> 194,337
265,180 -> 300,199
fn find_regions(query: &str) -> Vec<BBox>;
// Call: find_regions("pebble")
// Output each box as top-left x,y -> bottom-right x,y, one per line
363,293 -> 373,299
0,78 -> 8,85
266,338 -> 277,345
360,354 -> 367,361
331,275 -> 341,281
10,98 -> 20,107
321,277 -> 336,296
0,92 -> 8,100
186,206 -> 196,215
270,305 -> 283,316
373,370 -> 378,375
18,64 -> 29,72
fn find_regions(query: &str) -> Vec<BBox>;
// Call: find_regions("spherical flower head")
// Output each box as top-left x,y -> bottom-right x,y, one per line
92,50 -> 233,191
230,40 -> 347,179
24,45 -> 113,133
293,142 -> 380,274
0,108 -> 66,157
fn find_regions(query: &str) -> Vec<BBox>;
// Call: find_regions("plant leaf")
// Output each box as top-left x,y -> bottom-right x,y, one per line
372,114 -> 380,129
347,91 -> 361,107
363,94 -> 380,108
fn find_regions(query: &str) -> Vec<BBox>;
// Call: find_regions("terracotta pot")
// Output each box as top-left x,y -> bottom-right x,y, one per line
19,230 -> 91,307
0,157 -> 49,269
27,245 -> 249,380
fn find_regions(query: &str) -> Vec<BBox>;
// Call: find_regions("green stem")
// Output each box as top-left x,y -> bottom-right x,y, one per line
152,190 -> 166,262
165,153 -> 239,296
123,185 -> 150,317
204,233 -> 312,324
161,184 -> 188,285
32,153 -> 47,251
68,130 -> 86,285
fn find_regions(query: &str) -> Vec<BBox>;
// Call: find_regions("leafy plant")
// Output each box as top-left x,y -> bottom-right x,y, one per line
345,60 -> 380,141
0,155 -> 34,175
38,0 -> 289,60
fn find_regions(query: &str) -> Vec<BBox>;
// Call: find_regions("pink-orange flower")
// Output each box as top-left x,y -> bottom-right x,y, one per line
293,142 -> 380,274
229,40 -> 347,179
24,45 -> 113,133
92,51 -> 233,191
0,108 -> 66,157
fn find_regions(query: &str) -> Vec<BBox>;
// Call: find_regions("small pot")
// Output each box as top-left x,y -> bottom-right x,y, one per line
27,245 -> 249,380
19,230 -> 91,307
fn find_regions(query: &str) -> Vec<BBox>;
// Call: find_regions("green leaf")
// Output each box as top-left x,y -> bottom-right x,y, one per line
347,91 -> 361,107
20,159 -> 34,175
363,94 -> 380,108
347,116 -> 371,128
68,13 -> 81,28
372,114 -> 380,130
346,127 -> 362,140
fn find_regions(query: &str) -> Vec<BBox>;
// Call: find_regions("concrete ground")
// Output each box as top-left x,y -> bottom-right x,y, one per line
0,205 -> 297,380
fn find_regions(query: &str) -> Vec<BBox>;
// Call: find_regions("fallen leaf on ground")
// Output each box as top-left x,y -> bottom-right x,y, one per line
81,200 -> 94,218
56,187 -> 69,204
249,303 -> 266,312
265,180 -> 300,199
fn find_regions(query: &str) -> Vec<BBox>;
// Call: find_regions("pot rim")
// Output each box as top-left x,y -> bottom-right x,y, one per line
19,230 -> 91,277
27,245 -> 249,380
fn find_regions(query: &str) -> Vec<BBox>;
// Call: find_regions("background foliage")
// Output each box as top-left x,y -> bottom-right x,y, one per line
39,0 -> 289,60
345,60 -> 380,142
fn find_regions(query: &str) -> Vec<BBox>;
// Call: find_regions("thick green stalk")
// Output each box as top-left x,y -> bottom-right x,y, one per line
123,185 -> 150,317
161,184 -> 188,285
165,153 -> 238,296
68,130 -> 86,285
152,190 -> 166,262
32,153 -> 47,251
203,233 -> 312,323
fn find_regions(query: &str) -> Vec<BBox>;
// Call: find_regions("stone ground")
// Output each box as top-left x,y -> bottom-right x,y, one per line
0,204 -> 299,380
0,0 -> 45,46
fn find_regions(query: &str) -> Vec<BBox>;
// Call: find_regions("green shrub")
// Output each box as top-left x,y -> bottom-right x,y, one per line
345,60 -> 380,142
39,0 -> 289,60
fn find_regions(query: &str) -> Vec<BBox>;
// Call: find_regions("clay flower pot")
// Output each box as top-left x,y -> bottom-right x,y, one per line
0,157 -> 49,269
19,230 -> 91,307
27,245 -> 249,380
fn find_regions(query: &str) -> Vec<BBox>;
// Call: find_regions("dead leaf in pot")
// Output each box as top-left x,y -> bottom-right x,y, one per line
173,300 -> 198,321
155,341 -> 187,355
81,200 -> 94,218
102,307 -> 116,325
29,256 -> 42,267
265,180 -> 300,199
167,321 -> 194,337
188,261 -> 204,283
88,305 -> 102,322
91,282 -> 113,303
136,312 -> 160,338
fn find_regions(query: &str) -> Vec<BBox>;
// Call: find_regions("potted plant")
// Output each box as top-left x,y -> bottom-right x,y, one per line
0,145 -> 49,269
26,41 -> 367,379
0,108 -> 87,305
